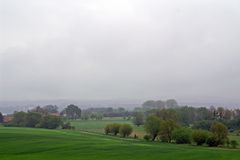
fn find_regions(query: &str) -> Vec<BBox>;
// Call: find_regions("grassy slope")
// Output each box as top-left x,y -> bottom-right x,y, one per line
0,127 -> 240,160
70,117 -> 145,137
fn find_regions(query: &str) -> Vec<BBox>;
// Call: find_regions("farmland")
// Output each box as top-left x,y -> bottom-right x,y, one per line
1,122 -> 240,160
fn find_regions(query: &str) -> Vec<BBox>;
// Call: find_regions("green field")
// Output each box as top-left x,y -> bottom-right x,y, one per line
1,126 -> 240,160
70,117 -> 145,137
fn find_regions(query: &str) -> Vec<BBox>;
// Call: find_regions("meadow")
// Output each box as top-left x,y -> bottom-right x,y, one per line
69,117 -> 145,137
1,126 -> 240,160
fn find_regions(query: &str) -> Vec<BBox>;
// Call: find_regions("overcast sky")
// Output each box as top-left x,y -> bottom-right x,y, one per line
0,0 -> 240,104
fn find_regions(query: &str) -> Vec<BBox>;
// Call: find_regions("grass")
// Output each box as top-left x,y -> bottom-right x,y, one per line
70,117 -> 145,137
1,126 -> 240,160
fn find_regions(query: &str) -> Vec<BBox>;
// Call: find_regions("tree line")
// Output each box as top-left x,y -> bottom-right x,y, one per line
2,104 -> 82,129
132,101 -> 240,149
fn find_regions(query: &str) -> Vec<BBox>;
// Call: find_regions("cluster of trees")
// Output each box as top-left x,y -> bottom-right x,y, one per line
104,123 -> 133,138
30,105 -> 58,115
143,113 -> 238,148
82,107 -> 131,118
7,111 -> 63,129
142,99 -> 179,109
81,111 -> 103,120
133,105 -> 240,131
2,104 -> 82,129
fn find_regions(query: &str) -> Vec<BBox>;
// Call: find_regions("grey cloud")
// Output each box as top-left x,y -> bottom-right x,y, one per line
0,0 -> 240,105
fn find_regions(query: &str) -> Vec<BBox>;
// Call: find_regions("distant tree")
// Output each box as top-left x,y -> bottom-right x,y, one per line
193,120 -> 213,130
39,115 -> 62,129
223,109 -> 232,120
96,114 -> 103,120
172,128 -> 192,144
117,107 -> 125,112
165,99 -> 178,108
155,108 -> 177,121
192,129 -> 209,145
142,100 -> 156,108
81,112 -> 90,120
62,104 -> 81,119
155,100 -> 165,108
159,120 -> 179,143
12,112 -> 27,126
144,115 -> 161,141
196,107 -> 212,121
0,112 -> 3,123
119,124 -> 133,137
176,106 -> 196,125
42,105 -> 58,114
210,122 -> 228,145
133,112 -> 144,126
30,106 -> 47,115
90,113 -> 96,120
25,112 -> 42,127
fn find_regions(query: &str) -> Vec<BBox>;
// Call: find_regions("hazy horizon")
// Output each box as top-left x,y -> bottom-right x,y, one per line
1,0 -> 240,105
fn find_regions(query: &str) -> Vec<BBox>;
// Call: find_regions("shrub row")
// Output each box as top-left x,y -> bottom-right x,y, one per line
105,123 -> 133,137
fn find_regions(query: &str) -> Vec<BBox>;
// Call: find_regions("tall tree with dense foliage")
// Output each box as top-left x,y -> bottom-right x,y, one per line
42,105 -> 58,114
133,112 -> 144,126
39,115 -> 62,129
12,112 -> 27,126
62,104 -> 81,119
210,122 -> 228,145
144,115 -> 162,141
25,112 -> 42,127
165,99 -> 178,108
159,120 -> 179,142
155,108 -> 177,121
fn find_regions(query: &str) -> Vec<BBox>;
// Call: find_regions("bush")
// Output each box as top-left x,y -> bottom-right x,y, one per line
104,124 -> 111,135
143,135 -> 151,141
104,123 -> 121,136
133,112 -> 144,126
110,123 -> 121,136
39,115 -> 63,129
206,135 -> 219,147
62,122 -> 75,130
230,140 -> 239,149
172,128 -> 191,144
193,120 -> 213,130
210,122 -> 228,145
119,124 -> 133,137
192,129 -> 209,145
